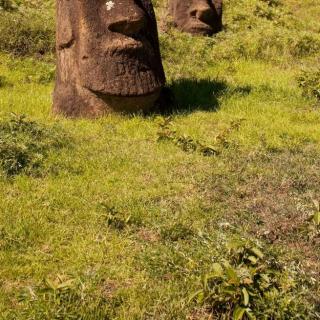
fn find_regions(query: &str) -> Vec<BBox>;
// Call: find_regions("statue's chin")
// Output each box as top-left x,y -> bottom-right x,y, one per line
53,83 -> 161,118
93,89 -> 161,113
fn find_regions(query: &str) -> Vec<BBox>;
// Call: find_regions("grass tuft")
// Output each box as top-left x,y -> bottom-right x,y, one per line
0,114 -> 70,177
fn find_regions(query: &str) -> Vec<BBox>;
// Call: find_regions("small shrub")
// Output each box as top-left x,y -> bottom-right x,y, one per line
191,241 -> 314,319
260,0 -> 282,7
299,199 -> 320,242
254,4 -> 278,20
297,69 -> 320,101
156,117 -> 218,156
0,75 -> 12,88
292,35 -> 320,57
0,9 -> 55,56
157,117 -> 244,156
161,223 -> 194,241
99,203 -> 143,231
0,114 -> 69,177
0,0 -> 18,11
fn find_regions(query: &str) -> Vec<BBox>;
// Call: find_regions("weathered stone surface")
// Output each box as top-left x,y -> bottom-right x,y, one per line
53,0 -> 166,117
169,0 -> 222,36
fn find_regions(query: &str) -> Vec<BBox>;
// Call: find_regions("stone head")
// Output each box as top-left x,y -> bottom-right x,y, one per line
169,0 -> 222,36
54,0 -> 166,117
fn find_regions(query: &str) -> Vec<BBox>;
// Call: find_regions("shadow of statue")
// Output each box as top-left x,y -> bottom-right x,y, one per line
147,78 -> 252,116
154,78 -> 252,115
170,78 -> 227,112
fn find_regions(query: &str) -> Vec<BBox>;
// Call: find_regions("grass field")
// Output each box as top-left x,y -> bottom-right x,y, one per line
0,0 -> 320,319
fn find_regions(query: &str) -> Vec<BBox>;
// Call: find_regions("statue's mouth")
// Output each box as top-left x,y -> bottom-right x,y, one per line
90,87 -> 161,99
88,87 -> 161,112
188,20 -> 213,35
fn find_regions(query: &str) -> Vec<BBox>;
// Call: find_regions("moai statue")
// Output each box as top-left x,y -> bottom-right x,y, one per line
169,0 -> 223,36
53,0 -> 166,117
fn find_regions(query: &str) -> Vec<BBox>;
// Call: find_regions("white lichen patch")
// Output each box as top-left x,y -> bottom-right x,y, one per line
106,1 -> 115,11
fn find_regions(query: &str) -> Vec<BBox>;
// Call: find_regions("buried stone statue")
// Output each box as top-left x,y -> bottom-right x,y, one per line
169,0 -> 223,36
53,0 -> 166,117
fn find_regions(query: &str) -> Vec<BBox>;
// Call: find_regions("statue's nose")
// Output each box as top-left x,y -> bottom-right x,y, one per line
108,8 -> 146,36
190,3 -> 213,23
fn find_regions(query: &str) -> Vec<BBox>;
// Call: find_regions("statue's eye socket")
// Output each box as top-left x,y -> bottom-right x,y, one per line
190,9 -> 197,17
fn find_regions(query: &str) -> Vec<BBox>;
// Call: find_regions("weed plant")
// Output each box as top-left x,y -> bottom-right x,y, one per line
0,114 -> 69,176
0,0 -> 18,11
297,69 -> 320,101
192,241 -> 313,319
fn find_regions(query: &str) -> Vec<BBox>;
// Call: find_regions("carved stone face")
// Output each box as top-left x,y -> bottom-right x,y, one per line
54,0 -> 166,117
169,0 -> 222,36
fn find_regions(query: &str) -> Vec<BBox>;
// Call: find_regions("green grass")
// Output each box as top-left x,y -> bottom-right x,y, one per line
0,0 -> 320,318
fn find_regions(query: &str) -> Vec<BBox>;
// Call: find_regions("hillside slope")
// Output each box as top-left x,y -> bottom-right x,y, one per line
0,0 -> 319,318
